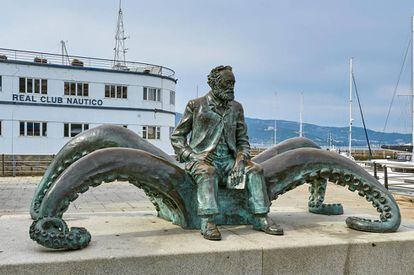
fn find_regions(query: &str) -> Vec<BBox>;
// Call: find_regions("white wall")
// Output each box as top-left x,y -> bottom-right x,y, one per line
0,62 -> 176,155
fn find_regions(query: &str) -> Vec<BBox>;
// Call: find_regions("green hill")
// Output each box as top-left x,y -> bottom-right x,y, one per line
176,113 -> 410,148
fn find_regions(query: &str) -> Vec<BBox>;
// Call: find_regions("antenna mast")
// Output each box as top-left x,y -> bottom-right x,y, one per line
60,40 -> 70,65
113,0 -> 128,69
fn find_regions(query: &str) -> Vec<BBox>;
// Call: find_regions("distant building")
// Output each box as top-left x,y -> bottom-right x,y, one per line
0,48 -> 177,155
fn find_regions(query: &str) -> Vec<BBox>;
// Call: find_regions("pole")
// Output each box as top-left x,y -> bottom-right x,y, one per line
352,73 -> 373,159
299,92 -> 303,137
411,16 -> 414,161
11,105 -> 15,177
349,58 -> 353,157
274,92 -> 277,145
2,154 -> 4,177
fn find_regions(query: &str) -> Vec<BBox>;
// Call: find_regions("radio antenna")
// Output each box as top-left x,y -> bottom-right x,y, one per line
113,0 -> 129,69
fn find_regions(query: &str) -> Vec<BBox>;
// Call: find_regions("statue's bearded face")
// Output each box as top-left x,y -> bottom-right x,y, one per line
212,70 -> 235,102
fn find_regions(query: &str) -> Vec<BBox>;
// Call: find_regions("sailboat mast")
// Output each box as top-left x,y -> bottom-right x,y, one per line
411,16 -> 414,161
274,92 -> 277,145
349,58 -> 353,157
299,92 -> 303,137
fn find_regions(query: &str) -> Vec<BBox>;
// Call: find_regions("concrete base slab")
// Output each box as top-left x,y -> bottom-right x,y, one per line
1,207 -> 414,275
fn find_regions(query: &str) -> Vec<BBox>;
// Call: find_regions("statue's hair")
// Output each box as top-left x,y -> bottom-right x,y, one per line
207,65 -> 233,89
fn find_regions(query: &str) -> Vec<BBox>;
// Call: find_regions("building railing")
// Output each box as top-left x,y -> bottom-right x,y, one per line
0,47 -> 175,78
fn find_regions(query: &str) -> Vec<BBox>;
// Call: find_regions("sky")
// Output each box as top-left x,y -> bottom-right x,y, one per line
1,0 -> 414,133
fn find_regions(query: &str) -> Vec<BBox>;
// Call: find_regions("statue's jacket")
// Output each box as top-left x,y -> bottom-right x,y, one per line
171,92 -> 250,163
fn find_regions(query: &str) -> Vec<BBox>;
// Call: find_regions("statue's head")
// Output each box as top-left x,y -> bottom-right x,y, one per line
208,65 -> 235,102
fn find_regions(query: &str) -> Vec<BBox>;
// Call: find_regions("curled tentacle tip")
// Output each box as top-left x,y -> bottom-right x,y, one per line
29,217 -> 91,250
346,216 -> 398,233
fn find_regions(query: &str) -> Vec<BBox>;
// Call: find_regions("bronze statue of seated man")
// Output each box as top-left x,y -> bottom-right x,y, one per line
171,65 -> 283,240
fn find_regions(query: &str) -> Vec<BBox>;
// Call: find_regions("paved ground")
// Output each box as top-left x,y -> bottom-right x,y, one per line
1,177 -> 414,274
1,176 -> 413,220
0,177 -> 154,215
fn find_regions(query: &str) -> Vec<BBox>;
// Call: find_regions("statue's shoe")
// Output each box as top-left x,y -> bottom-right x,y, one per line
201,221 -> 222,241
253,215 -> 284,235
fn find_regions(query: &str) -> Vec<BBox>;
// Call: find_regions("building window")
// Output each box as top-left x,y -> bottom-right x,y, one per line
0,121 -> 2,136
169,126 -> 175,137
64,82 -> 89,96
169,91 -> 175,105
19,78 -> 25,93
0,76 -> 2,92
42,79 -> 47,94
19,121 -> 47,136
34,79 -> 40,93
142,126 -> 161,139
27,78 -> 32,93
143,87 -> 161,102
64,123 -> 89,137
19,78 -> 47,94
105,84 -> 127,99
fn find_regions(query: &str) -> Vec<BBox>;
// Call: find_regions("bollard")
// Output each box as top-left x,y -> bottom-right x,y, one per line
2,154 -> 4,177
384,165 -> 388,190
373,162 -> 378,180
12,155 -> 16,177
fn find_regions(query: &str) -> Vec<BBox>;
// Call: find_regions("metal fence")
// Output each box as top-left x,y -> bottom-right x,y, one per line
0,47 -> 175,78
358,161 -> 414,194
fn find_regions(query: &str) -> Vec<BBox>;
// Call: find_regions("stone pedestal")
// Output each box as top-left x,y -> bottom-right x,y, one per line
2,207 -> 414,274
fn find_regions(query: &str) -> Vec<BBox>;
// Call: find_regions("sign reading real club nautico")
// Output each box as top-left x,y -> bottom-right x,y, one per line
12,94 -> 104,106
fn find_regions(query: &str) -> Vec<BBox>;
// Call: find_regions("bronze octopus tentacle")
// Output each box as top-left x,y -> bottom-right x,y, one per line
30,125 -> 177,220
252,137 -> 320,163
254,137 -> 343,215
262,148 -> 401,233
30,148 -> 196,250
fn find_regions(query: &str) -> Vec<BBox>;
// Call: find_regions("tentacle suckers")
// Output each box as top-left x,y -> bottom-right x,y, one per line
30,125 -> 177,220
308,178 -> 344,215
29,217 -> 91,250
262,148 -> 401,233
253,137 -> 344,215
30,147 -> 197,250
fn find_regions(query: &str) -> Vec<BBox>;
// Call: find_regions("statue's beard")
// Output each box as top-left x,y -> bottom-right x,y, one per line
213,88 -> 234,102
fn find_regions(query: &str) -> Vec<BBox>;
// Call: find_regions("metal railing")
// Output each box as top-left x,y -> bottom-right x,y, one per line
358,161 -> 414,194
0,47 -> 175,78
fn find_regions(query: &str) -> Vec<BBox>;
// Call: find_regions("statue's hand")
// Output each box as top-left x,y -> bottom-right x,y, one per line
230,158 -> 246,186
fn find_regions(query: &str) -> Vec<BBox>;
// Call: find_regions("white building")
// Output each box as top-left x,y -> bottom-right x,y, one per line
0,48 -> 177,155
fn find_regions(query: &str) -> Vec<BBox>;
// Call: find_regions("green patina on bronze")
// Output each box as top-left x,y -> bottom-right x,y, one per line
29,66 -> 401,250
